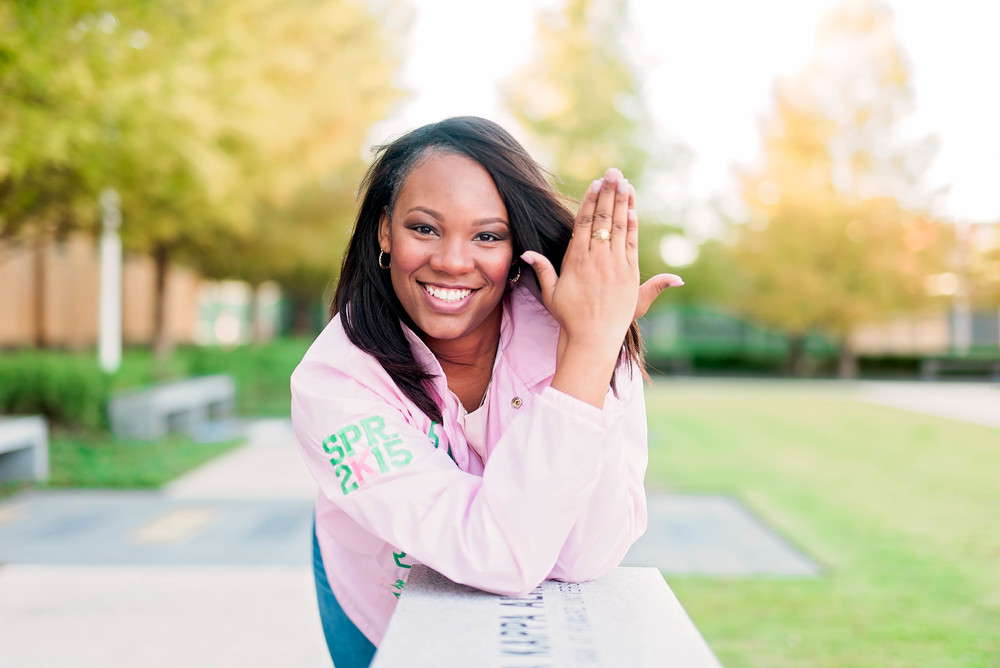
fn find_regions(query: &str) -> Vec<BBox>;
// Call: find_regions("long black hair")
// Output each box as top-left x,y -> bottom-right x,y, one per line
332,116 -> 644,422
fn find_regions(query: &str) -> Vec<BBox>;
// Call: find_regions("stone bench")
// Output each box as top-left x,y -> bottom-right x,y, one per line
0,416 -> 49,483
920,357 -> 1000,380
373,565 -> 722,667
107,375 -> 236,441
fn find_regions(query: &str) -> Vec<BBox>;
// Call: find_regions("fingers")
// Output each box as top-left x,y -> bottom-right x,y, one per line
625,192 -> 639,267
610,176 -> 631,255
634,273 -> 685,320
520,251 -> 557,309
591,168 -> 623,250
571,179 -> 602,254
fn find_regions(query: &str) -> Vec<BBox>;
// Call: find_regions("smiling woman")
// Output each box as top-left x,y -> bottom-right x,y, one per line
290,116 -> 683,668
378,153 -> 514,411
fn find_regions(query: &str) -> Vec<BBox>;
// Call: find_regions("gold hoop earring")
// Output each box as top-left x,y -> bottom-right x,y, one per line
378,250 -> 391,269
508,264 -> 521,284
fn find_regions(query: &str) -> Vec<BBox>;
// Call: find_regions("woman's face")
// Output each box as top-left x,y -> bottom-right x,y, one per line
379,152 -> 514,349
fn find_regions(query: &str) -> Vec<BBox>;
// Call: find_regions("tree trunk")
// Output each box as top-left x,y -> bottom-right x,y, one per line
151,243 -> 172,366
290,294 -> 315,336
785,334 -> 808,377
32,225 -> 48,348
837,338 -> 859,379
248,282 -> 262,343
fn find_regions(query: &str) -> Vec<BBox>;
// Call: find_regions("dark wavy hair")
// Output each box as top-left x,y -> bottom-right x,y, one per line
332,116 -> 644,423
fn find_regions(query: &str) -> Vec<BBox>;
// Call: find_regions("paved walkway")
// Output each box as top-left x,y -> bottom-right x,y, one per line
857,380 -> 1000,429
0,420 -> 330,668
1,379 -> 994,666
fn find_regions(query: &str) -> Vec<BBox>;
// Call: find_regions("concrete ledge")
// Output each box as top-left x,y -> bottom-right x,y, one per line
0,416 -> 48,483
373,566 -> 721,668
108,375 -> 236,441
921,358 -> 1000,380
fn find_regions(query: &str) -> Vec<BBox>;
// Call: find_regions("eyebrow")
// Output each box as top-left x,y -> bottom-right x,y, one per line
405,206 -> 508,226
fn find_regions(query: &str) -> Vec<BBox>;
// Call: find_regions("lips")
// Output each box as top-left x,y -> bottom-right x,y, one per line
420,283 -> 475,303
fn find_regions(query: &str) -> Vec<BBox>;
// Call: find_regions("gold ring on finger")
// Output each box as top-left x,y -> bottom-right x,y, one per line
591,228 -> 611,242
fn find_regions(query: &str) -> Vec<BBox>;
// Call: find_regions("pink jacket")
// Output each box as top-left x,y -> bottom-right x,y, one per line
291,280 -> 649,646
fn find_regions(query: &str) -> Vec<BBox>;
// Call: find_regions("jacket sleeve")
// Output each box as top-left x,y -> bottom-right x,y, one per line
548,364 -> 648,582
291,358 -> 620,597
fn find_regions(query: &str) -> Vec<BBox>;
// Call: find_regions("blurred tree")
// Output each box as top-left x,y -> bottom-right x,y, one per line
1,0 -> 402,354
970,250 -> 1000,309
503,0 -> 695,313
964,224 -> 1000,310
503,0 -> 660,199
733,0 -> 953,376
191,0 -> 403,336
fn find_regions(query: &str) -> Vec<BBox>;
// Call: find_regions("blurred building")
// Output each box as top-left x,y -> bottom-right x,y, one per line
0,234 -> 281,349
854,222 -> 1000,356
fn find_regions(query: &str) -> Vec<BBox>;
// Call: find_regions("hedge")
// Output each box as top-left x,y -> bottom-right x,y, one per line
0,352 -> 110,429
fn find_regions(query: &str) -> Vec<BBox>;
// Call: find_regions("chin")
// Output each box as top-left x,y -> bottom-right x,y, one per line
419,324 -> 473,342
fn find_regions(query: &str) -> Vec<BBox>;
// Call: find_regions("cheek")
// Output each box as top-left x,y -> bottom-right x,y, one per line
491,248 -> 515,284
387,242 -> 419,279
388,265 -> 410,303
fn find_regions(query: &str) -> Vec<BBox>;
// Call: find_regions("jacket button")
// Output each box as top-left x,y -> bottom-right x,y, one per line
511,397 -> 523,409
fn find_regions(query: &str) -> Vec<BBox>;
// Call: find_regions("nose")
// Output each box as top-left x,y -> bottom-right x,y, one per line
429,237 -> 474,275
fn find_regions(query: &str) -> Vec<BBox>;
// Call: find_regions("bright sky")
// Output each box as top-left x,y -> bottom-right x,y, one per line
379,0 -> 1000,229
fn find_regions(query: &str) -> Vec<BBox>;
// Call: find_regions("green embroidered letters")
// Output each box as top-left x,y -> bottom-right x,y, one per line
321,415 -> 414,495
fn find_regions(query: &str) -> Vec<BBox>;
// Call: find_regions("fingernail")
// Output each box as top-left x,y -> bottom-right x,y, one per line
628,208 -> 637,222
520,252 -> 535,265
618,178 -> 630,194
605,167 -> 622,181
588,179 -> 602,195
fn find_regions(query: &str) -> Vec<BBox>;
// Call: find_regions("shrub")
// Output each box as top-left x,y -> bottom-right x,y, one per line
0,351 -> 110,429
185,338 -> 310,415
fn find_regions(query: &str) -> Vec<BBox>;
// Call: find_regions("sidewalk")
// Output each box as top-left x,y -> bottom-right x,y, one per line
0,419 -> 332,668
857,380 -> 1000,429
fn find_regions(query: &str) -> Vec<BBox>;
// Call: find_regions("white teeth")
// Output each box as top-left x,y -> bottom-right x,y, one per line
422,284 -> 472,302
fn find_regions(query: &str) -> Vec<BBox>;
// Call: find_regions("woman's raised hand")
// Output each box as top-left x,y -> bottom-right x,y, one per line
522,168 -> 683,406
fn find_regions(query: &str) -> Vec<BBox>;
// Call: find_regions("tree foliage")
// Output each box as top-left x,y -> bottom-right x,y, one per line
966,226 -> 1000,309
503,0 -> 655,198
732,0 -> 953,373
1,0 -> 403,348
503,0 -> 697,315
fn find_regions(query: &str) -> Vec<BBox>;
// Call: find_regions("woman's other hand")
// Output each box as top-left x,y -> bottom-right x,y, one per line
522,168 -> 683,406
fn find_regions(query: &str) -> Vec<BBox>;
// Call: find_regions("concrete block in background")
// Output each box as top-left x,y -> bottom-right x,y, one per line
0,416 -> 48,483
108,374 -> 236,441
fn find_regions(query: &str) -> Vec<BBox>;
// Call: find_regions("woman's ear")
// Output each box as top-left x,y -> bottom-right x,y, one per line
378,208 -> 391,253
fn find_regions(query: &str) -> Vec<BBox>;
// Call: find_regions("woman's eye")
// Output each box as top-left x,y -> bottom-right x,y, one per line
412,225 -> 436,235
475,232 -> 501,242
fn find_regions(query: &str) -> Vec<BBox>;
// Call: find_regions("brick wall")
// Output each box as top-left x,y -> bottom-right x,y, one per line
0,234 -> 201,349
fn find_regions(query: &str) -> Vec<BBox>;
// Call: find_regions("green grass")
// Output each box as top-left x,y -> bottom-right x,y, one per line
0,339 -> 310,493
644,380 -> 1000,668
45,430 -> 244,489
114,337 -> 312,416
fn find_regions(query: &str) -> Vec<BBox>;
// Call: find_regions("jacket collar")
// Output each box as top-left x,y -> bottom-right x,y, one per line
499,277 -> 559,387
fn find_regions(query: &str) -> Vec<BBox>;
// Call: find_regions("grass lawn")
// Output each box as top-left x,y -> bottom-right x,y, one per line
644,379 -> 999,668
45,431 -> 244,489
114,337 -> 313,416
0,339 -> 310,496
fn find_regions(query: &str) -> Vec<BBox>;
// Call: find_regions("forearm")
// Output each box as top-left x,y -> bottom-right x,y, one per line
551,365 -> 649,581
550,335 -> 621,408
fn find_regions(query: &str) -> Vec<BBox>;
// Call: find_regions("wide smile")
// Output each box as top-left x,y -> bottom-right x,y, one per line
419,282 -> 477,306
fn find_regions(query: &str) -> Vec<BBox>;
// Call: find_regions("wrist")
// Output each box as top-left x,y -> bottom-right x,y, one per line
550,341 -> 618,408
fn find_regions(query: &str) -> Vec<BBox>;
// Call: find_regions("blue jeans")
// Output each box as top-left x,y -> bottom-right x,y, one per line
312,523 -> 377,668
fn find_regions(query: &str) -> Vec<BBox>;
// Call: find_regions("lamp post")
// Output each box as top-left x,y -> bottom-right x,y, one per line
952,221 -> 973,356
98,188 -> 122,373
